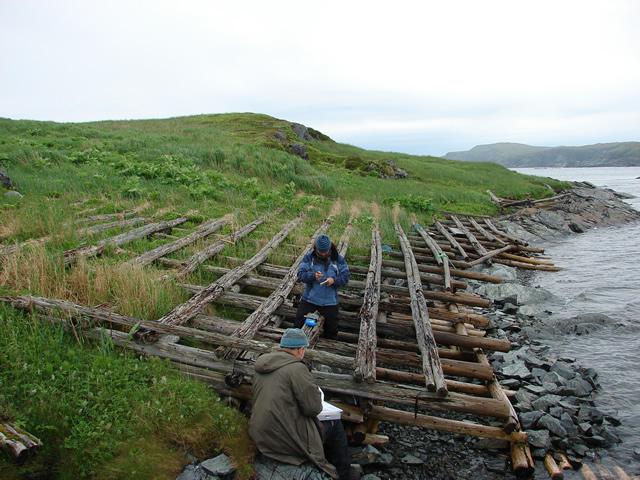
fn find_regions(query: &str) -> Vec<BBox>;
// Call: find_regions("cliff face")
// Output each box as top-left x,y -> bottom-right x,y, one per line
444,142 -> 640,167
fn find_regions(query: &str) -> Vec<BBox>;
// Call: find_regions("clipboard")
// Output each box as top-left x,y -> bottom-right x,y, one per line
317,400 -> 342,421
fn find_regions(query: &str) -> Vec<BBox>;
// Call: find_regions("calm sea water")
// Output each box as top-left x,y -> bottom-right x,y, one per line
513,167 -> 640,476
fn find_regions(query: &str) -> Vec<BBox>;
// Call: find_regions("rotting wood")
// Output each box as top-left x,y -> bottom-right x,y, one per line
367,406 -> 526,442
217,222 -> 329,360
128,215 -> 230,267
483,218 -> 528,246
467,245 -> 515,266
63,216 -> 189,265
579,464 -> 598,480
467,216 -> 508,246
545,453 -> 564,480
80,217 -> 147,235
0,421 -> 42,464
395,223 -> 447,396
412,220 -> 452,293
153,215 -> 302,332
493,258 -> 563,271
354,228 -> 382,383
173,216 -> 267,279
475,350 -> 519,432
432,216 -> 468,260
511,442 -> 535,476
451,215 -> 488,257
487,190 -> 504,213
498,252 -> 556,266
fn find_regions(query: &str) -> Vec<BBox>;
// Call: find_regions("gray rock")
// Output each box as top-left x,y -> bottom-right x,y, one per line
537,414 -> 568,438
201,454 -> 235,477
290,143 -> 309,160
291,123 -> 313,142
518,411 -> 544,430
531,394 -> 562,412
526,429 -> 552,450
550,361 -> 576,380
175,464 -> 210,480
557,378 -> 594,397
400,454 -> 423,465
5,190 -> 23,198
501,362 -> 532,380
253,455 -> 333,480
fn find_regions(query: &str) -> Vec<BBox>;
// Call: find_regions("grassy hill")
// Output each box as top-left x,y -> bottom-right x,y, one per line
444,141 -> 640,167
0,113 -> 570,479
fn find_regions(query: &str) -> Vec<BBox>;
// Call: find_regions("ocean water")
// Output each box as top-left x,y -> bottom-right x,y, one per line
513,167 -> 640,476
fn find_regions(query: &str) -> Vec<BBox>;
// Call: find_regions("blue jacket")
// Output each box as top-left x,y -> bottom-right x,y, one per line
297,246 -> 350,306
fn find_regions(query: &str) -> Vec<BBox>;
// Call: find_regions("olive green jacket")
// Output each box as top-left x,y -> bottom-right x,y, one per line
249,350 -> 338,479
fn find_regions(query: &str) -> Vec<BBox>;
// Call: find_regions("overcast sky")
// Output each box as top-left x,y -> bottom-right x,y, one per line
1,0 -> 639,156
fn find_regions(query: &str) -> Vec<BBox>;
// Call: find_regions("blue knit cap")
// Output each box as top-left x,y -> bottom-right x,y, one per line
280,328 -> 309,348
315,234 -> 331,252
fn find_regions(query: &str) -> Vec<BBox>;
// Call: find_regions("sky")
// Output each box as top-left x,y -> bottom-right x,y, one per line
1,0 -> 639,157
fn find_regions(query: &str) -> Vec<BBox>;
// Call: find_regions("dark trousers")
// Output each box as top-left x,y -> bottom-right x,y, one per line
321,420 -> 350,480
295,300 -> 340,340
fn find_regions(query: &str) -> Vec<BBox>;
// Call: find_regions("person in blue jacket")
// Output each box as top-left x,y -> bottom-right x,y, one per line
295,234 -> 350,340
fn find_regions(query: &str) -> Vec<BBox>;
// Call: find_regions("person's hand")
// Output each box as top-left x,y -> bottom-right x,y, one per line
322,277 -> 335,286
315,271 -> 324,281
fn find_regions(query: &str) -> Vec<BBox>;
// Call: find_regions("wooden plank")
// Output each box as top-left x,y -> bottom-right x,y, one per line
432,216 -> 468,260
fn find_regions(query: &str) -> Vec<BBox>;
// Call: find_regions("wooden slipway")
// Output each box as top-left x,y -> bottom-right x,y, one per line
3,207 -> 569,476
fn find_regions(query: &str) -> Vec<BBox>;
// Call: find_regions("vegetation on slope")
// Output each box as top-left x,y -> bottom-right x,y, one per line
0,113 -> 570,479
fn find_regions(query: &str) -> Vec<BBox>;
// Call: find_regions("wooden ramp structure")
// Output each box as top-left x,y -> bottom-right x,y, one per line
2,206 -> 579,477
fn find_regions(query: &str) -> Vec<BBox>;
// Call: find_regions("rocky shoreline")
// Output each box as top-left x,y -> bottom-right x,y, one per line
177,182 -> 640,480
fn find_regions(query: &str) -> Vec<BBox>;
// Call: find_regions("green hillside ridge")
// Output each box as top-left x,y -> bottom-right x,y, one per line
0,113 -> 570,479
444,141 -> 640,167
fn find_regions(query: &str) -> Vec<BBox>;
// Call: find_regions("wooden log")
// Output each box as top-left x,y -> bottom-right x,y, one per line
498,252 -> 556,266
354,228 -> 382,383
155,216 -> 302,330
579,464 -> 598,480
609,460 -> 631,480
511,442 -> 535,476
476,350 -> 519,432
467,245 -> 514,267
483,218 -> 528,246
63,216 -> 189,264
0,421 -> 42,464
128,215 -> 230,267
80,217 -> 147,235
367,406 -> 526,442
493,258 -> 563,271
556,452 -> 572,470
218,222 -> 329,360
487,190 -> 503,212
412,221 -> 452,293
451,215 -> 488,257
395,223 -> 447,397
361,434 -> 389,446
174,216 -> 266,279
545,453 -> 564,480
432,216 -> 468,259
468,217 -> 507,246
328,403 -> 365,423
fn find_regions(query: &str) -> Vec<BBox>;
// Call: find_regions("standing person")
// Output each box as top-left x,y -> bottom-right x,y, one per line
295,234 -> 350,339
249,329 -> 351,480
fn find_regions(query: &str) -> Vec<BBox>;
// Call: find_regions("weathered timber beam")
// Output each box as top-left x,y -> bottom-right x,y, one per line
432,216 -> 468,260
412,220 -> 453,293
173,216 -> 266,279
484,218 -> 528,246
154,215 -> 302,330
451,215 -> 488,257
395,223 -> 447,396
128,215 -> 230,267
218,221 -> 329,360
367,406 -> 526,442
354,228 -> 382,383
63,216 -> 189,265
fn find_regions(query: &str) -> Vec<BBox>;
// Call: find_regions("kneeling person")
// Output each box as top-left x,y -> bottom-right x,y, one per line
249,328 -> 350,480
